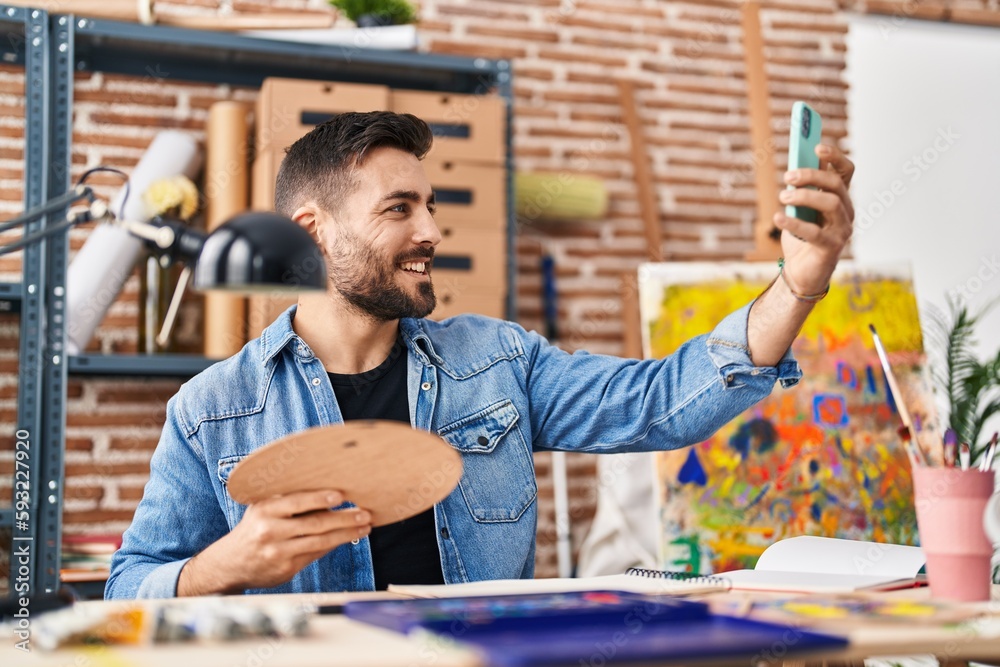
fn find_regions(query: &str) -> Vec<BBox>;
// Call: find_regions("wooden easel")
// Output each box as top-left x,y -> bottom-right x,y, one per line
741,0 -> 783,262
618,1 -> 782,359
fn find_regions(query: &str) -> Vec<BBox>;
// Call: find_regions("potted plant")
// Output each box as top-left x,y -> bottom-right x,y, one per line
330,0 -> 419,27
926,296 -> 1000,463
926,296 -> 1000,583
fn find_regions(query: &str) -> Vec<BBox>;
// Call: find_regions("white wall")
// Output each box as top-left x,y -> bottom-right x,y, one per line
846,16 -> 1000,441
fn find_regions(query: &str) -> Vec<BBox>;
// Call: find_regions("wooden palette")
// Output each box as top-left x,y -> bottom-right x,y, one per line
226,421 -> 463,526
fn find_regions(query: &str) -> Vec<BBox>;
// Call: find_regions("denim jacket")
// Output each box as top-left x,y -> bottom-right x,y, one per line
106,303 -> 800,599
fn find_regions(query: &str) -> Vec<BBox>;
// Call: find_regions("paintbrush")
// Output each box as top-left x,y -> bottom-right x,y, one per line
898,426 -> 921,469
943,428 -> 958,468
980,432 -> 998,472
959,443 -> 971,471
869,323 -> 927,466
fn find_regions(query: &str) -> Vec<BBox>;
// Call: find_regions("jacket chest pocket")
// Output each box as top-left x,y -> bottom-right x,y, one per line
437,399 -> 537,523
217,455 -> 249,529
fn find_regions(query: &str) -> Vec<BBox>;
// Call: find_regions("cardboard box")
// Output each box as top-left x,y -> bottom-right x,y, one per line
391,90 -> 505,164
424,159 -> 506,230
429,287 -> 506,321
433,227 -> 505,291
257,78 -> 390,153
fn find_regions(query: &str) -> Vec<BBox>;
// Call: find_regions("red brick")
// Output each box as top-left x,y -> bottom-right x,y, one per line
117,485 -> 147,501
66,412 -> 165,428
64,509 -> 138,524
65,461 -> 152,477
66,437 -> 94,452
108,436 -> 160,451
437,4 -> 532,20
429,39 -> 528,60
88,113 -> 204,131
770,20 -> 849,34
577,1 -> 665,19
64,485 -> 105,500
94,385 -> 179,404
536,47 -> 627,68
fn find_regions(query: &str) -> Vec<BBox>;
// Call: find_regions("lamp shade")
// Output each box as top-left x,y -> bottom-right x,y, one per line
193,211 -> 327,293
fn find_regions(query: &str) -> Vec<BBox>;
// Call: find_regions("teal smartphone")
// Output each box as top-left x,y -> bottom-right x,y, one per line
786,101 -> 822,223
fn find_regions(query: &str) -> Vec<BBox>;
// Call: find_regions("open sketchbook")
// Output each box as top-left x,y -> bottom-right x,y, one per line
388,570 -> 729,599
390,537 -> 925,598
718,536 -> 926,593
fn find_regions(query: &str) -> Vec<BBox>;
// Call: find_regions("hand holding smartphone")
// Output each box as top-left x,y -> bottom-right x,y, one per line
786,101 -> 822,223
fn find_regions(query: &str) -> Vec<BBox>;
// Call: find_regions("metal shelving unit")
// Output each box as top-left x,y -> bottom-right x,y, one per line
68,354 -> 218,377
1,5 -> 514,600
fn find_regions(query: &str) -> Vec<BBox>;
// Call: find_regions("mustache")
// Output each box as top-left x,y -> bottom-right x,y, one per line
395,248 -> 435,264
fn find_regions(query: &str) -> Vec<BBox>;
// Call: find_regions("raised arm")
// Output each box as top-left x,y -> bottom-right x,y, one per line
747,144 -> 855,366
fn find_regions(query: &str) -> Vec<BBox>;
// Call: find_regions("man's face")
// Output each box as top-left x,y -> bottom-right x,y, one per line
320,146 -> 441,321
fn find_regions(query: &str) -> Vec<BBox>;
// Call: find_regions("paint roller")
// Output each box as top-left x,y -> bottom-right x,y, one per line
515,172 -> 608,223
65,130 -> 202,355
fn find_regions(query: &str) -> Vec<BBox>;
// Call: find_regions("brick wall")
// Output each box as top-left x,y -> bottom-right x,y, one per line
2,0 -> 998,582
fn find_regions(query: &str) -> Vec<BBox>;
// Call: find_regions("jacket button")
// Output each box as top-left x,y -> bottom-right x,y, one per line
477,435 -> 488,446
725,374 -> 734,384
312,377 -> 321,386
421,382 -> 431,390
351,538 -> 359,545
440,527 -> 450,539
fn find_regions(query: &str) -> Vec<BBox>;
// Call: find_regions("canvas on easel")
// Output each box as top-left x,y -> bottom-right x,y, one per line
638,261 -> 933,575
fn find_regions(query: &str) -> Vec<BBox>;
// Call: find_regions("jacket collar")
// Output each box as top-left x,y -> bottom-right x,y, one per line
258,305 -> 446,368
259,305 -> 301,365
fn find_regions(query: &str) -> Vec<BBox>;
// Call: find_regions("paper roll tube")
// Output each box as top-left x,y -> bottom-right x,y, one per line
204,102 -> 250,358
65,130 -> 202,355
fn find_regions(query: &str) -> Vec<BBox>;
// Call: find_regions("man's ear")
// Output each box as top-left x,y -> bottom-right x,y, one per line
290,204 -> 324,246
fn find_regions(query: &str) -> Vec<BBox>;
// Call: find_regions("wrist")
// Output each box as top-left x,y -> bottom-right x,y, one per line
178,546 -> 246,596
777,258 -> 829,303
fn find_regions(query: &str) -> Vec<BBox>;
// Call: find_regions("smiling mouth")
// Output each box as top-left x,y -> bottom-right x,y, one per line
399,261 -> 429,276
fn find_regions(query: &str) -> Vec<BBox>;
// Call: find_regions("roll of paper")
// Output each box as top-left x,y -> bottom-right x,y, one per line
203,102 -> 250,359
66,130 -> 202,355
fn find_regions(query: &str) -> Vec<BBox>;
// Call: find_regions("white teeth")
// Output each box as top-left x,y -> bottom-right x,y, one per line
401,262 -> 426,273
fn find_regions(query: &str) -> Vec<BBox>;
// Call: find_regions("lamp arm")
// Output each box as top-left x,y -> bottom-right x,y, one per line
0,187 -> 105,257
123,217 -> 207,265
0,185 -> 94,235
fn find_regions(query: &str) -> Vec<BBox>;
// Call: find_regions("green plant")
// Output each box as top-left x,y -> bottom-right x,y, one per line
926,295 -> 1000,463
330,0 -> 419,25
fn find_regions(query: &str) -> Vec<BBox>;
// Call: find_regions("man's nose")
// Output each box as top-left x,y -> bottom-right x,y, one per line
414,207 -> 442,247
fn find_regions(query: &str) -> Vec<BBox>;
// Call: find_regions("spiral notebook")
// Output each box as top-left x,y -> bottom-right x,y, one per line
387,568 -> 730,599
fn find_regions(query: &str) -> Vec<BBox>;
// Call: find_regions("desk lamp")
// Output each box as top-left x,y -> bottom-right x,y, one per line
0,179 -> 327,344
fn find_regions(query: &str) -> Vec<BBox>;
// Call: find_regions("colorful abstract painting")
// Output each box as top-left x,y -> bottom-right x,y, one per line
638,262 -> 933,575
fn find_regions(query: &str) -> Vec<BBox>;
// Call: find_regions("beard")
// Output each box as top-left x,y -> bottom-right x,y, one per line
327,230 -> 436,322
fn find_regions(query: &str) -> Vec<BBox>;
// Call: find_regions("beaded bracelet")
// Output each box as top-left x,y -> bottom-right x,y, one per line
777,257 -> 829,303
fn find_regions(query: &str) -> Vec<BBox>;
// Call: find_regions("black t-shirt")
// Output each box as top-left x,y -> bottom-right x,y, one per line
328,336 -> 445,591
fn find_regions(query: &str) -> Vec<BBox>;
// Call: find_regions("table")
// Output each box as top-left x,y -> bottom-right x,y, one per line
4,586 -> 999,666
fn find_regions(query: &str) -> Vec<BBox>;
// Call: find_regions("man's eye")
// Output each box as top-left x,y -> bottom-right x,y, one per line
427,206 -> 437,216
389,203 -> 408,213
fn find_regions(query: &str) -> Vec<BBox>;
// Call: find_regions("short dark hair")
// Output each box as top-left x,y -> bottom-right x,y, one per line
274,111 -> 433,218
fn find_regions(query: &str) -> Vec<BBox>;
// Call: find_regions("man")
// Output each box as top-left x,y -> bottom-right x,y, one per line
107,111 -> 854,599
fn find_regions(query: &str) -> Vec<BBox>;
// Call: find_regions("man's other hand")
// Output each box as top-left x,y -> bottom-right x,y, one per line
177,489 -> 372,595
